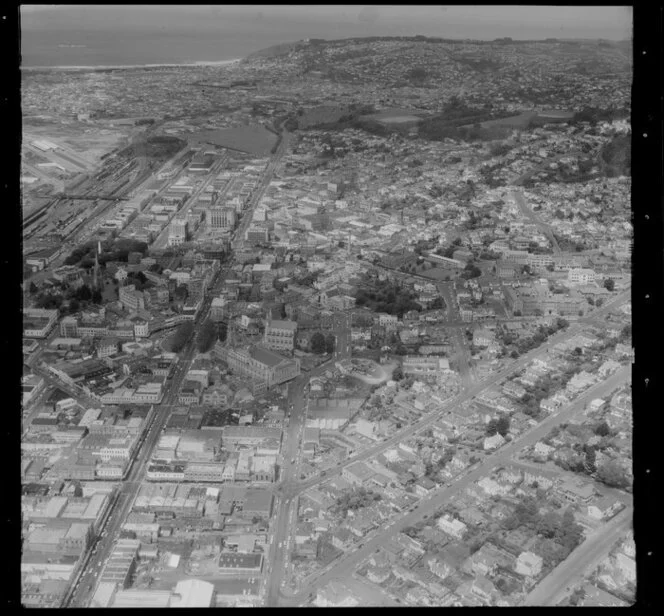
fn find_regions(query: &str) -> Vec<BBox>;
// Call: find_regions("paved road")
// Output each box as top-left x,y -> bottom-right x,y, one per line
233,128 -> 290,252
67,292 -> 216,607
510,189 -> 561,254
523,505 -> 633,606
282,289 -> 629,499
279,365 -> 631,605
510,148 -> 586,187
265,311 -> 353,606
151,153 -> 229,250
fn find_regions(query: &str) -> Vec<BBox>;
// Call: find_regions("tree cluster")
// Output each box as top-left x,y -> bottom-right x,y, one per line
498,318 -> 569,360
217,321 -> 228,343
310,332 -> 335,354
170,321 -> 194,353
503,499 -> 584,558
126,271 -> 151,292
600,134 -> 630,177
596,459 -> 631,489
64,238 -> 148,268
486,416 -> 510,437
603,278 -> 615,292
461,262 -> 482,279
294,270 -> 321,287
196,319 -> 217,353
354,274 -> 422,318
333,487 -> 381,517
572,106 -> 629,125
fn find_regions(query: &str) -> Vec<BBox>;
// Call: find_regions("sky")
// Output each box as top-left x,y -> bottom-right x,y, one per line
21,5 -> 632,41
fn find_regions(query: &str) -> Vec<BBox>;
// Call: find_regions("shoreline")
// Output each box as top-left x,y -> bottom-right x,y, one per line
21,59 -> 243,72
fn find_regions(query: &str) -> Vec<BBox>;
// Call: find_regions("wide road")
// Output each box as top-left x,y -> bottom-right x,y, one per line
67,303 -> 209,607
510,189 -> 561,254
265,311 -> 352,606
523,505 -> 633,606
279,365 -> 631,605
437,280 -> 461,322
282,289 -> 629,498
151,153 -> 229,250
233,128 -> 290,252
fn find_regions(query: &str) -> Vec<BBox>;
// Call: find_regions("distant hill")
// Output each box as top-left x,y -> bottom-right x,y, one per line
246,35 -> 629,61
244,40 -> 308,60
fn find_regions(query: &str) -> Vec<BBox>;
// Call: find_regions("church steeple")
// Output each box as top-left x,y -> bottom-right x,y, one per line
93,240 -> 101,290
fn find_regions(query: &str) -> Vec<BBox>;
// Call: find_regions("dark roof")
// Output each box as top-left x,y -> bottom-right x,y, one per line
217,552 -> 263,569
248,346 -> 289,367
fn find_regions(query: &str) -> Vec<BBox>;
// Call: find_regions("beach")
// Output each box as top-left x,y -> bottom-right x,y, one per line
21,59 -> 242,72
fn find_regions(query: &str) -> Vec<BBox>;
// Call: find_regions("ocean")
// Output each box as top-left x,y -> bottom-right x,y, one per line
19,7 -> 411,69
19,6 -> 631,69
20,28 -> 280,68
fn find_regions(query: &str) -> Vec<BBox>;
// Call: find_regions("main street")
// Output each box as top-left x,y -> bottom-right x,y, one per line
67,124 -> 290,605
233,128 -> 290,252
265,292 -> 628,604
277,365 -> 631,605
67,264 -> 222,607
67,338 -> 199,607
264,311 -> 353,606
150,152 -> 229,250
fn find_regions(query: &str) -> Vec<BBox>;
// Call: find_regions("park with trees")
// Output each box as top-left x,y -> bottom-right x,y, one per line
354,272 -> 422,318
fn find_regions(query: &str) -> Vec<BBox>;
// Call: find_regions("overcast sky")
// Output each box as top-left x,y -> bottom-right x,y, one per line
21,5 -> 632,41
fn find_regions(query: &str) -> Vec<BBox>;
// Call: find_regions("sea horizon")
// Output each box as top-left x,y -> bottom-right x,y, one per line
21,58 -> 243,72
20,6 -> 631,71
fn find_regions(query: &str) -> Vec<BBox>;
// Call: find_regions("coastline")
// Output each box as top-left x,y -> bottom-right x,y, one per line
21,59 -> 243,72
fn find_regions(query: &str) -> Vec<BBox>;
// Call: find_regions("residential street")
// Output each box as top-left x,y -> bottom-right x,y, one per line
283,289 -> 629,499
523,505 -> 633,606
277,365 -> 630,605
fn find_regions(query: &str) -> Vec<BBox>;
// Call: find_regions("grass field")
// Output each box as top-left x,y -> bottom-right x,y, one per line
161,332 -> 177,353
418,267 -> 458,281
190,125 -> 277,156
298,104 -> 354,129
459,111 -> 537,129
362,107 -> 428,124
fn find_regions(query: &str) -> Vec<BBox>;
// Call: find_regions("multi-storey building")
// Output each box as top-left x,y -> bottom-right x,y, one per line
567,268 -> 597,284
263,318 -> 297,352
245,223 -> 269,244
216,345 -> 300,390
208,205 -> 236,230
23,308 -> 59,338
402,355 -> 450,375
60,316 -> 79,337
210,297 -> 227,322
119,284 -> 145,313
168,218 -> 188,246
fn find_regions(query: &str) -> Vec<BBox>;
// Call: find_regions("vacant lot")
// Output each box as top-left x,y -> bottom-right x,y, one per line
298,104 -> 354,129
190,125 -> 277,156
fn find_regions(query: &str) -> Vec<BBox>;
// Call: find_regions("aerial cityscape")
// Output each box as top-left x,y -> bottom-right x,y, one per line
20,5 -> 635,608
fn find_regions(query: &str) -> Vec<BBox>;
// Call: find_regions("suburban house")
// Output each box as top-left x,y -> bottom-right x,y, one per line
515,551 -> 544,578
437,515 -> 468,540
587,496 -> 624,521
